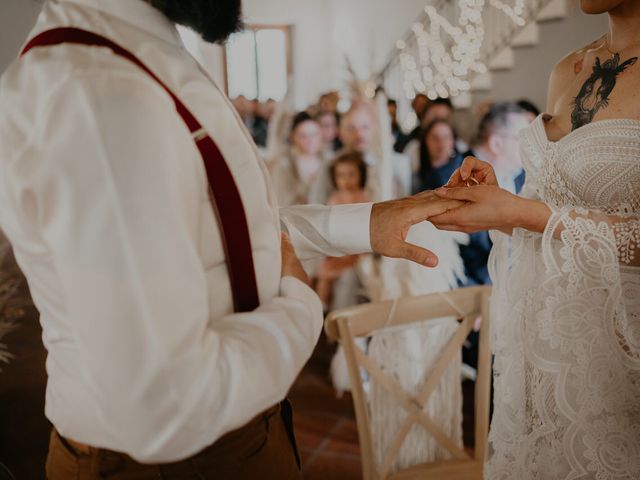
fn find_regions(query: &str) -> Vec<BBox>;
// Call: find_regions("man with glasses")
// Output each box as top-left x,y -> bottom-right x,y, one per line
466,102 -> 531,196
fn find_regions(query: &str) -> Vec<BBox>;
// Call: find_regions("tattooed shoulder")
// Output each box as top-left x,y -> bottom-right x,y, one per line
570,53 -> 638,130
572,37 -> 607,76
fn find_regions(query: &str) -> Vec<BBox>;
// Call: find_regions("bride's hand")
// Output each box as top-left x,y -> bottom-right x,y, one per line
431,186 -> 552,234
431,185 -> 523,233
445,156 -> 499,188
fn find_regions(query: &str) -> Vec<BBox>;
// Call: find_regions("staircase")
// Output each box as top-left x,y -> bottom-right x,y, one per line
377,0 -> 569,129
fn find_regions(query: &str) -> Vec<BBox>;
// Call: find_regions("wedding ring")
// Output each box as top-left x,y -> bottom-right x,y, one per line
465,176 -> 480,187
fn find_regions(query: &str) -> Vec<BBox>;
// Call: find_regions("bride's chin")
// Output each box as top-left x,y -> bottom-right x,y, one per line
580,0 -> 626,15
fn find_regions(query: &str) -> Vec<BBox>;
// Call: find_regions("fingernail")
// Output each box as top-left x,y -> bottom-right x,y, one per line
426,257 -> 438,267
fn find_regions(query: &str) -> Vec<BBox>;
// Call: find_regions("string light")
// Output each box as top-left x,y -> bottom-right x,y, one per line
396,0 -> 530,100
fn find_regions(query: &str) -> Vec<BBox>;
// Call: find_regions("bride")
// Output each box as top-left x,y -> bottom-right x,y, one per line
430,0 -> 640,478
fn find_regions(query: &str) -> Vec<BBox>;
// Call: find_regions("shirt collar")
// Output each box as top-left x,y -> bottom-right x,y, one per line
55,0 -> 184,47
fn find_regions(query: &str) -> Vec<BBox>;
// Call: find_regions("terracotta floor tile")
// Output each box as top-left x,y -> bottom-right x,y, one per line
294,412 -> 341,450
302,451 -> 363,480
324,417 -> 360,456
290,372 -> 355,417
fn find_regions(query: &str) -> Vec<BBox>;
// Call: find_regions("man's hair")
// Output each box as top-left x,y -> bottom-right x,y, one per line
150,0 -> 244,44
412,94 -> 428,107
516,99 -> 541,117
388,99 -> 397,107
330,152 -> 368,189
475,101 -> 527,145
426,97 -> 453,112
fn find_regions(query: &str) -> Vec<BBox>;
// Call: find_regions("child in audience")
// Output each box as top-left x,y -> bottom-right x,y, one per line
315,152 -> 371,308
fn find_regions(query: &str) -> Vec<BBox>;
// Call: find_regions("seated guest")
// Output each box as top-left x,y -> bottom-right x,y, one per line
460,101 -> 531,286
395,93 -> 429,152
250,99 -> 269,148
414,119 -> 464,192
466,102 -> 531,195
231,95 -> 253,128
317,91 -> 340,114
270,112 -> 324,206
388,99 -> 410,152
310,103 -> 412,204
316,110 -> 342,155
315,152 -> 371,308
404,97 -> 468,168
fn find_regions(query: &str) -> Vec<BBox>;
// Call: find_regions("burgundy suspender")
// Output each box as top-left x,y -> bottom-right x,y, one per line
21,28 -> 260,313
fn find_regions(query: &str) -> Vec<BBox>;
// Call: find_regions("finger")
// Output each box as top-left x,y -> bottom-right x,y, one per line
429,209 -> 467,225
459,156 -> 480,181
413,190 -> 437,200
406,198 -> 464,224
430,223 -> 466,232
421,199 -> 467,219
445,168 -> 463,188
434,186 -> 482,202
398,241 -> 439,267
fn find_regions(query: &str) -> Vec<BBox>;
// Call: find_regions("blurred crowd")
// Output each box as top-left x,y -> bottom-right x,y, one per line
230,90 -> 541,312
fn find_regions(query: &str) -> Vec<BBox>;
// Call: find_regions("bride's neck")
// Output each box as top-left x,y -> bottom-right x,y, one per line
608,1 -> 640,51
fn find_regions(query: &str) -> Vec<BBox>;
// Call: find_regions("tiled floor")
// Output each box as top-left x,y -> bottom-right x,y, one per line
288,332 -> 478,480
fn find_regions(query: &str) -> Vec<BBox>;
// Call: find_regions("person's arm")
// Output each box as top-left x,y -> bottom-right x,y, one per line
280,190 -> 466,268
432,186 -> 640,267
7,72 -> 323,463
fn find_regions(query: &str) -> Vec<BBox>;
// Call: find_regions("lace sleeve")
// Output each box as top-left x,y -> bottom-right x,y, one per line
543,208 -> 640,268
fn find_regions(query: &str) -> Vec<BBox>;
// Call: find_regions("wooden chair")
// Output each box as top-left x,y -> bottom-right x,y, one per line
325,286 -> 492,480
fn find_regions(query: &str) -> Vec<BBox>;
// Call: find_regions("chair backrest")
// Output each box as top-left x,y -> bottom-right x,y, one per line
325,286 -> 492,480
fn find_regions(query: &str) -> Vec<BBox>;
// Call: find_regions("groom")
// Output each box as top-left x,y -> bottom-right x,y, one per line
0,0 -> 462,478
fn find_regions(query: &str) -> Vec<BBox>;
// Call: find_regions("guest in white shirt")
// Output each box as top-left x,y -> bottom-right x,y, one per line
0,0 -> 462,478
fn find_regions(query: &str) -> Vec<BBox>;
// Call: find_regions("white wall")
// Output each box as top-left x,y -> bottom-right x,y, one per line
0,0 -> 43,74
327,0 -> 427,83
473,2 -> 608,115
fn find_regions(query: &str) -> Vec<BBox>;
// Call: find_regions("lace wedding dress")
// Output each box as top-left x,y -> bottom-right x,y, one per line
486,115 -> 640,479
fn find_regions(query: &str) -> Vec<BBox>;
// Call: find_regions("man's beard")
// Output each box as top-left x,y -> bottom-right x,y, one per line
150,0 -> 244,44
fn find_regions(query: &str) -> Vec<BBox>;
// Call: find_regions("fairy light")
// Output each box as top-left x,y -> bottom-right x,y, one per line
395,0 -> 529,100
490,0 -> 527,26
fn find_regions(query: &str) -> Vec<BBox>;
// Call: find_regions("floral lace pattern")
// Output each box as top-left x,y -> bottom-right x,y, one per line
485,116 -> 640,479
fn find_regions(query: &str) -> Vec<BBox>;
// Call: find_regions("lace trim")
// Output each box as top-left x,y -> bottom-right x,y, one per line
613,220 -> 640,264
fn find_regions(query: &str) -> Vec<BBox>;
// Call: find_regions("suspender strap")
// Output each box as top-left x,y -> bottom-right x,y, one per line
21,27 -> 260,313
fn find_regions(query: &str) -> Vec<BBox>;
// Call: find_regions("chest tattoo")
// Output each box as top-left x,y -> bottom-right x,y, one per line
571,53 -> 637,131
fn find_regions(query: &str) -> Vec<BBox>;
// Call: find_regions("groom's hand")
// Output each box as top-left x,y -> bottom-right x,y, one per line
370,191 -> 464,267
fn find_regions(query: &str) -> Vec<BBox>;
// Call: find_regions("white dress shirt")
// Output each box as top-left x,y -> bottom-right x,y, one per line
0,0 -> 372,463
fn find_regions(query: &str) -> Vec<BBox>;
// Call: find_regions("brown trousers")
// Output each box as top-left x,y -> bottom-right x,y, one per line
46,402 -> 302,479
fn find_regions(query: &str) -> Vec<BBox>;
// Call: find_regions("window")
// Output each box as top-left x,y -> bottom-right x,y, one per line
225,25 -> 292,102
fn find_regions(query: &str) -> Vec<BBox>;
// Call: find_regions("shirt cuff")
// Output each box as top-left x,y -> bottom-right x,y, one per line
328,203 -> 373,254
